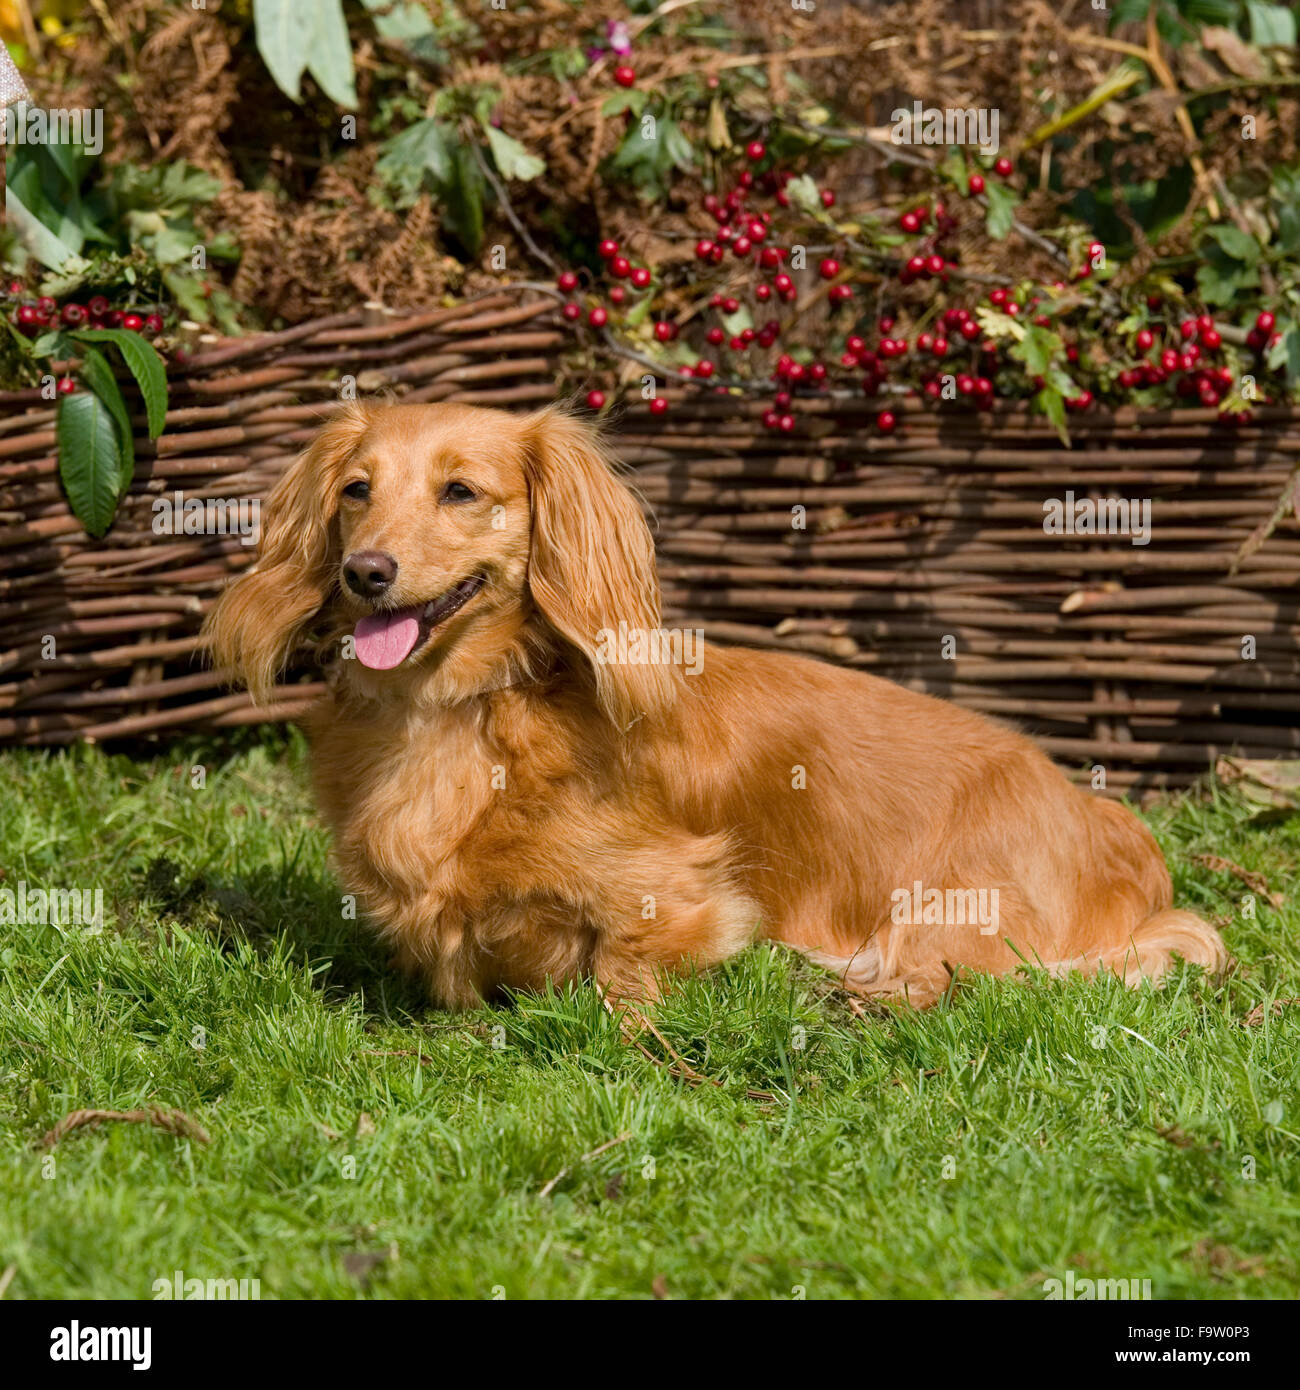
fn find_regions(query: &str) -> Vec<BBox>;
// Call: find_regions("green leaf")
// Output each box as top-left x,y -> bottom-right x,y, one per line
661,117 -> 695,175
1034,387 -> 1070,447
76,346 -> 136,487
600,90 -> 647,118
984,181 -> 1019,241
57,390 -> 128,539
72,329 -> 168,439
376,120 -> 453,206
1204,224 -> 1260,264
362,0 -> 443,61
253,0 -> 314,101
444,143 -> 485,256
1266,324 -> 1300,384
1011,325 -> 1063,377
1196,251 -> 1260,306
483,126 -> 545,182
307,0 -> 358,108
1246,1 -> 1296,46
785,174 -> 822,216
4,185 -> 90,274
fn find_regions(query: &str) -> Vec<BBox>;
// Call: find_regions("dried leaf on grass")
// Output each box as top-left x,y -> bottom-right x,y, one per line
40,1106 -> 210,1149
1193,854 -> 1285,909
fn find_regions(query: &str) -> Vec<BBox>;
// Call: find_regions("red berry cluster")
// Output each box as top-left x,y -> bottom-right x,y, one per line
551,145 -> 1286,432
1112,307 -> 1276,418
5,282 -> 164,340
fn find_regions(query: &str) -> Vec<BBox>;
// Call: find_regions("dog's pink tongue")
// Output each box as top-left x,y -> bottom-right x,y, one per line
354,608 -> 421,670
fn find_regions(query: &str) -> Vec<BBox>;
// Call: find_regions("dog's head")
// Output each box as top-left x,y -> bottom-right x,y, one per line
204,402 -> 677,722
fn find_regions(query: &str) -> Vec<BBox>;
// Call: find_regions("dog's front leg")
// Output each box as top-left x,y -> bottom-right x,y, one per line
587,830 -> 762,1003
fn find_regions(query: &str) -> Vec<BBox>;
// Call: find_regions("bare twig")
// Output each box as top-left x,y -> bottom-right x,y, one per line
538,1131 -> 632,1199
40,1106 -> 211,1148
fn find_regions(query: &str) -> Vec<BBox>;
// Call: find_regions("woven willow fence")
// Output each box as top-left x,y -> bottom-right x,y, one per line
2,285 -> 1298,793
0,290 -> 562,744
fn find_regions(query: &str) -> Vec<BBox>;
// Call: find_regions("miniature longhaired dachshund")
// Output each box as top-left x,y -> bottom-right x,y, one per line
205,402 -> 1226,1009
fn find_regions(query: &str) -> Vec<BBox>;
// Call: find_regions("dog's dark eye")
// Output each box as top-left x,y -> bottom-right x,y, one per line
342,480 -> 370,501
442,481 -> 476,503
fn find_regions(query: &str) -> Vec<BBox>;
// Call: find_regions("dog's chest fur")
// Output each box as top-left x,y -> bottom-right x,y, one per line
307,693 -> 596,1005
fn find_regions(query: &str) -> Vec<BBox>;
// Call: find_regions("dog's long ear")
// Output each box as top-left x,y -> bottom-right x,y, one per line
522,407 -> 679,724
204,404 -> 372,703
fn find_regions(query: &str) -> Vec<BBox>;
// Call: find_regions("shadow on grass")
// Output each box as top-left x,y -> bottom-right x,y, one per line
136,853 -> 434,1022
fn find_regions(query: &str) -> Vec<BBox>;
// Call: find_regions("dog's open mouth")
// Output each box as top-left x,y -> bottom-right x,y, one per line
352,574 -> 485,670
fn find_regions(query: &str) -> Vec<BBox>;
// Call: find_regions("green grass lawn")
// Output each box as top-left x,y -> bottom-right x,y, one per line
0,731 -> 1297,1300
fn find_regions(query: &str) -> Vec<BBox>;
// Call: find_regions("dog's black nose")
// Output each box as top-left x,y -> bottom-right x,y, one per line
344,550 -> 398,597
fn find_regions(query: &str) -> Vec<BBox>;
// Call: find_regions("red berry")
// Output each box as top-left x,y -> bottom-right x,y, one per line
36,297 -> 56,315
654,321 -> 676,342
1201,328 -> 1221,350
15,304 -> 39,330
993,157 -> 1012,177
56,376 -> 76,395
630,267 -> 652,289
931,336 -> 948,358
820,189 -> 836,208
959,319 -> 980,341
925,254 -> 944,276
585,390 -> 606,410
562,303 -> 581,321
818,258 -> 840,280
694,360 -> 716,379
557,271 -> 579,292
122,313 -> 145,332
906,255 -> 926,278
609,286 -> 626,304
588,307 -> 608,327
610,256 -> 631,279
746,141 -> 766,162
967,174 -> 985,195
695,240 -> 716,261
876,410 -> 897,433
778,414 -> 795,433
828,285 -> 852,304
732,237 -> 752,257
762,410 -> 780,430
774,273 -> 793,294
1256,311 -> 1275,333
648,396 -> 668,415
6,280 -> 23,295
1135,328 -> 1154,352
722,297 -> 739,313
755,284 -> 772,302
144,313 -> 164,335
613,66 -> 636,88
60,303 -> 87,326
899,210 -> 921,234
706,327 -> 725,346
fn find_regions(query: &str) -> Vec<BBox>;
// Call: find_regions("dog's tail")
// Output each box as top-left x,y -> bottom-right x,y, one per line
1090,907 -> 1228,987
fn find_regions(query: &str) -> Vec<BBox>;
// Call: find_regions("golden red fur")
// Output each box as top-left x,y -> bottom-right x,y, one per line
204,402 -> 1226,1009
